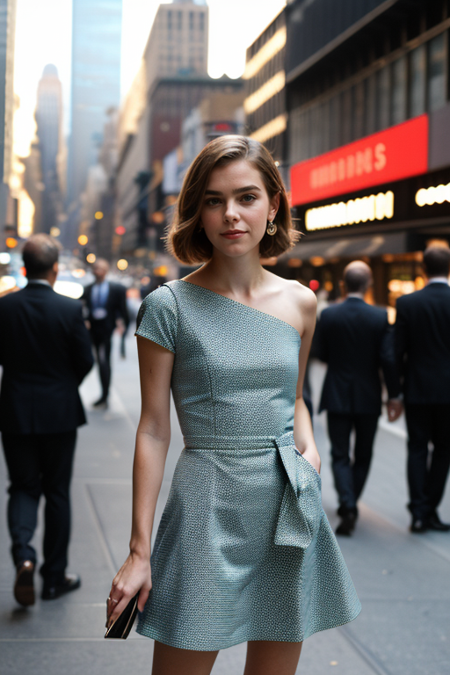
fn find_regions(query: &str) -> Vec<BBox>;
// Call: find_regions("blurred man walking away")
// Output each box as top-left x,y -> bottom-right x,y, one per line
0,235 -> 93,606
395,246 -> 450,534
82,259 -> 129,408
316,261 -> 401,536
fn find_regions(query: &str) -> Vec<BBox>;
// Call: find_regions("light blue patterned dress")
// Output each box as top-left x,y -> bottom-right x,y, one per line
135,280 -> 361,651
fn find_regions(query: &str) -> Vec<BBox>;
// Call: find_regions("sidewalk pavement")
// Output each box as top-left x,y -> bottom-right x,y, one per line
1,336 -> 449,675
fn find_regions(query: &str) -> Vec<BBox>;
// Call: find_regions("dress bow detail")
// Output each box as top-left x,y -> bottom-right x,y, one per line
274,431 -> 323,549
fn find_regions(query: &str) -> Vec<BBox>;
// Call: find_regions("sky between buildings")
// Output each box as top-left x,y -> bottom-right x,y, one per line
13,0 -> 286,158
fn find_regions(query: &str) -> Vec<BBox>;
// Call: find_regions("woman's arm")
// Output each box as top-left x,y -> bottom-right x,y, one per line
293,289 -> 321,474
107,336 -> 174,626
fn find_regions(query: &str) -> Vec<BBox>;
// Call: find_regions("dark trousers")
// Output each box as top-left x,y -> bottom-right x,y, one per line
404,404 -> 450,520
91,321 -> 112,400
2,431 -> 77,585
327,412 -> 379,512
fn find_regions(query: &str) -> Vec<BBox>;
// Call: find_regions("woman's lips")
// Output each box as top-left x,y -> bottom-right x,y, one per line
221,230 -> 246,239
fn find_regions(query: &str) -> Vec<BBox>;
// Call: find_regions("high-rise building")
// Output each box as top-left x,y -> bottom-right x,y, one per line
0,0 -> 17,237
145,0 -> 208,89
35,65 -> 64,234
67,0 -> 122,207
116,0 -> 244,255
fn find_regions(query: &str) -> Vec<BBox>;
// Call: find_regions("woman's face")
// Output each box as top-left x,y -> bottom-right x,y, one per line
199,160 -> 279,260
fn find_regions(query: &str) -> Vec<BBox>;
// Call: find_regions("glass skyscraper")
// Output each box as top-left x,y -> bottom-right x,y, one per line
0,0 -> 16,231
68,0 -> 122,206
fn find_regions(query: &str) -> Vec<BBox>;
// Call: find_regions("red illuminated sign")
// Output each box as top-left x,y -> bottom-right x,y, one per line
290,115 -> 429,206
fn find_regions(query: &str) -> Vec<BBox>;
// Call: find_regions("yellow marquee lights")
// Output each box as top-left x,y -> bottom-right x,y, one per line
244,71 -> 285,115
250,114 -> 287,144
415,183 -> 450,207
305,191 -> 394,231
243,27 -> 287,80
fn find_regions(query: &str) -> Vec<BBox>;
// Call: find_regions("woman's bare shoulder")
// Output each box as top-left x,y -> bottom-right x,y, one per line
269,274 -> 317,313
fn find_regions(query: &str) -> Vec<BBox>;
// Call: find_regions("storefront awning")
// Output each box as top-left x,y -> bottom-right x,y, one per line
284,231 -> 407,261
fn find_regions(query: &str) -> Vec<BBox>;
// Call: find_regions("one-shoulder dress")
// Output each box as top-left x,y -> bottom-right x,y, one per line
135,280 -> 361,651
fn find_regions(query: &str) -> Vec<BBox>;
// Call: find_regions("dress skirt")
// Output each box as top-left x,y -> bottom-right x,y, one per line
137,432 -> 361,651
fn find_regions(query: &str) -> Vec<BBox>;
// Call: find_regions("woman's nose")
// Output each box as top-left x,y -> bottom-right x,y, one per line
224,200 -> 239,222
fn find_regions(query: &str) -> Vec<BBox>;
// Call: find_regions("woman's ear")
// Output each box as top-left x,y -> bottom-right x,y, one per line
268,192 -> 280,221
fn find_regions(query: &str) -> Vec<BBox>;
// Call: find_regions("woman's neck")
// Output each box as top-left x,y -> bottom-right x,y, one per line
198,251 -> 268,298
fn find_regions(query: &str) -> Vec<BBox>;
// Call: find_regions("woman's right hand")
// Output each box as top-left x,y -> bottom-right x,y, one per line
106,552 -> 152,628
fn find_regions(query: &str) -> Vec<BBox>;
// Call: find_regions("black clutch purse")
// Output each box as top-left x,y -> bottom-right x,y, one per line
105,593 -> 139,639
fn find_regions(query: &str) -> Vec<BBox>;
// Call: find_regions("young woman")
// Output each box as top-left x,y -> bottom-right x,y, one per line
107,136 -> 360,675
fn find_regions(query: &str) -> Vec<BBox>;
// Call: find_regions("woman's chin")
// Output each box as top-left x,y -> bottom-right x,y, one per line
212,242 -> 262,260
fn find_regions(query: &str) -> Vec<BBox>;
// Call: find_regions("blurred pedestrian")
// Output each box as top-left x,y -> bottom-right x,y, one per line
106,136 -> 360,674
316,261 -> 401,536
0,234 -> 93,606
394,246 -> 450,534
82,258 -> 129,407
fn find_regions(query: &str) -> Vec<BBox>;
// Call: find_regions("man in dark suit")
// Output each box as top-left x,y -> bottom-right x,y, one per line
316,261 -> 401,535
82,258 -> 129,407
0,234 -> 93,606
395,246 -> 450,534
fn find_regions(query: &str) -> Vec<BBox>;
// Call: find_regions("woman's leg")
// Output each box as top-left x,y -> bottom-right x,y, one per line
151,641 -> 219,675
244,641 -> 303,675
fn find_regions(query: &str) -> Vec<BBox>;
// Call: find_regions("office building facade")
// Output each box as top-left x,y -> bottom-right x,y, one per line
244,9 -> 286,163
283,0 -> 450,307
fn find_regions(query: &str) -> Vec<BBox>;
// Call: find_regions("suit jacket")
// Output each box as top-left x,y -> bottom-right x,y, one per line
395,282 -> 450,404
316,297 -> 400,415
82,281 -> 129,336
0,283 -> 93,434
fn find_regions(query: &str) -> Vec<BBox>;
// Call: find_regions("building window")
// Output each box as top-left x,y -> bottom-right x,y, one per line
199,13 -> 204,30
329,95 -> 340,150
178,11 -> 183,30
189,11 -> 194,30
427,32 -> 446,112
340,87 -> 353,145
365,73 -> 376,136
391,56 -> 407,125
375,66 -> 390,131
409,44 -> 426,117
353,80 -> 365,139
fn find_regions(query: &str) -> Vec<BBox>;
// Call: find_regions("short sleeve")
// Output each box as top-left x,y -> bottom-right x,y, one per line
135,285 -> 178,353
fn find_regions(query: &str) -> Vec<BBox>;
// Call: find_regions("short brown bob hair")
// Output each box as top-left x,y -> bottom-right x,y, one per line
167,135 -> 299,264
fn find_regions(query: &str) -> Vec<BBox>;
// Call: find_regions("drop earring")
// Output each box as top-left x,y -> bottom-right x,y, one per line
266,220 -> 277,236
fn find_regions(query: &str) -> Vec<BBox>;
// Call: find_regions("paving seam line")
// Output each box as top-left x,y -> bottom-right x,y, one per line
109,385 -> 137,433
84,482 -> 118,576
339,625 -> 394,675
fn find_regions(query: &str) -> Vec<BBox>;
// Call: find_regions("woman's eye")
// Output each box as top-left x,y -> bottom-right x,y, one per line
241,194 -> 256,203
205,198 -> 221,206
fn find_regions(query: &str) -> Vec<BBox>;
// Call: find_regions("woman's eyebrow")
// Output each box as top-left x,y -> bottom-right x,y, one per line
204,185 -> 262,195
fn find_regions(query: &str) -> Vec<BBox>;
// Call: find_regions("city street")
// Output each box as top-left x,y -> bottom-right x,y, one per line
1,332 -> 449,675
